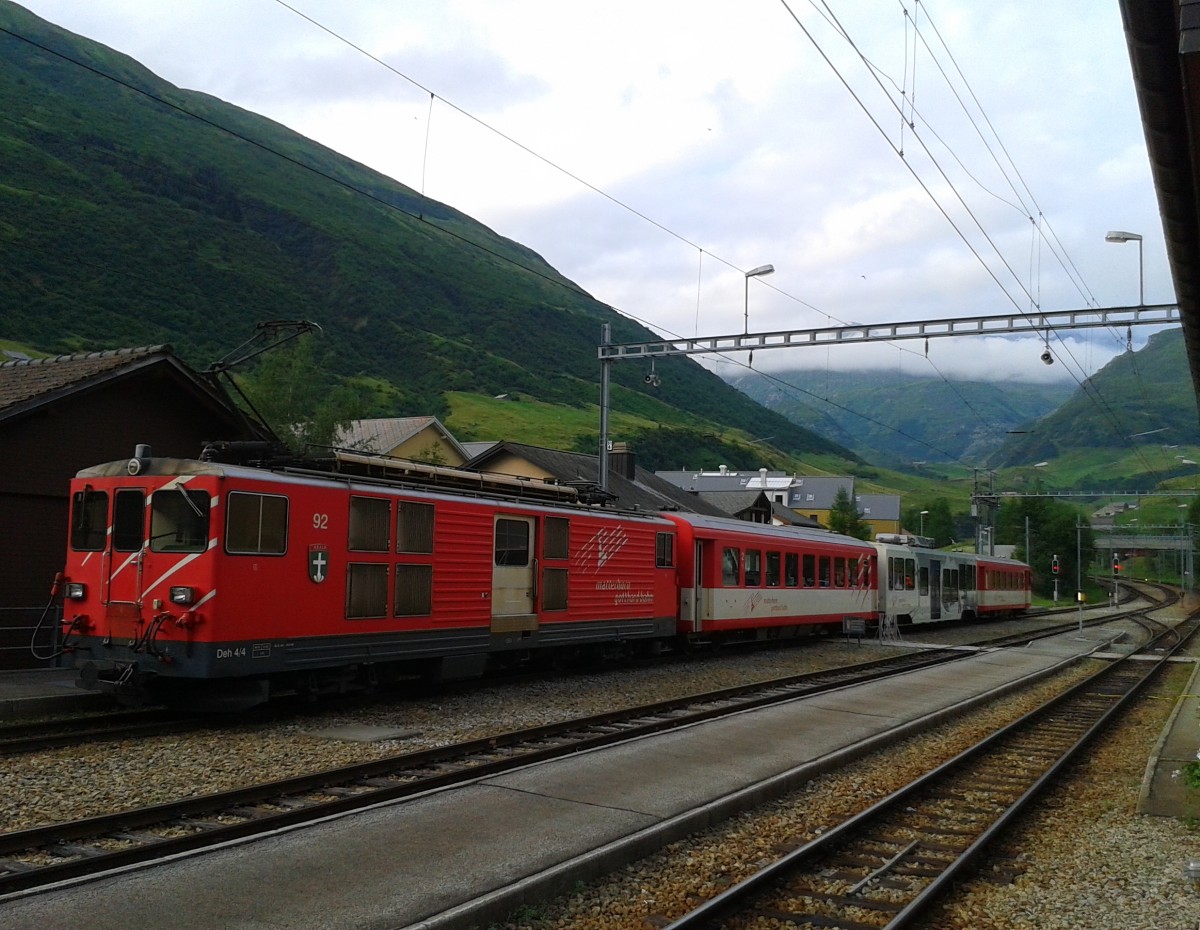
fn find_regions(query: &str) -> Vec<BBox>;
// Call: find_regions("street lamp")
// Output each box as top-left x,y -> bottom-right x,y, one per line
744,263 -> 774,366
919,510 -> 929,536
1105,230 -> 1144,306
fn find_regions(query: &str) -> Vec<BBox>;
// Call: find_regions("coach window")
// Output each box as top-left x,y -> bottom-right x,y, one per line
349,496 -> 390,551
802,553 -> 816,588
818,555 -> 831,587
766,551 -> 781,586
226,492 -> 288,555
150,488 -> 209,553
655,532 -> 675,568
347,563 -> 388,619
785,553 -> 799,587
833,557 -> 846,588
744,549 -> 762,586
112,489 -> 146,552
495,518 -> 530,567
70,488 -> 108,551
722,548 -> 740,586
918,567 -> 929,597
904,558 -> 916,590
397,501 -> 435,554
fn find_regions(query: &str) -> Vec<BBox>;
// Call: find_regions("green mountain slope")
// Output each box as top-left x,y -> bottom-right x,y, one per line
0,1 -> 859,470
993,327 -> 1200,465
726,368 -> 1074,469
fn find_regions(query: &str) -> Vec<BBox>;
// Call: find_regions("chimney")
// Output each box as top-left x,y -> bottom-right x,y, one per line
608,441 -> 636,479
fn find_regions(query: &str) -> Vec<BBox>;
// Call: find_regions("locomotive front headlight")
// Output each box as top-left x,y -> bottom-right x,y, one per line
169,586 -> 196,606
64,582 -> 87,600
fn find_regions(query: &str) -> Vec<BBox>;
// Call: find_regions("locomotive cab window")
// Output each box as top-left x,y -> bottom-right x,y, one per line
150,488 -> 210,553
70,488 -> 108,551
226,492 -> 288,555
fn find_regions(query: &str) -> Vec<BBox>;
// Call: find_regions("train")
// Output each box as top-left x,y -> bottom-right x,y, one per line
57,444 -> 1032,709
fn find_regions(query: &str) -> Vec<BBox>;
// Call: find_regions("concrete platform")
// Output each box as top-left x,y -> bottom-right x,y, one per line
0,628 -> 1133,930
1139,655 -> 1200,819
0,668 -> 112,720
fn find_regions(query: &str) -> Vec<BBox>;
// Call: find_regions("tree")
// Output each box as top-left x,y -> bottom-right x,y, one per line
995,497 -> 1093,599
829,487 -> 871,540
902,498 -> 956,547
237,339 -> 372,453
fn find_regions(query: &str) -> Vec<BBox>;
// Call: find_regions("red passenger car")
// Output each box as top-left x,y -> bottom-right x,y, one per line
975,555 -> 1033,618
663,513 -> 877,637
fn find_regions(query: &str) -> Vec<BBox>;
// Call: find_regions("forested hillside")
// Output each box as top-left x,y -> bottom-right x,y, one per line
0,1 -> 858,469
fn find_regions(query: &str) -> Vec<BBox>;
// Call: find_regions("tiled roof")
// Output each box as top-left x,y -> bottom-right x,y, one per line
336,417 -> 471,460
468,441 -> 728,516
855,494 -> 902,521
696,489 -> 767,516
0,345 -> 173,418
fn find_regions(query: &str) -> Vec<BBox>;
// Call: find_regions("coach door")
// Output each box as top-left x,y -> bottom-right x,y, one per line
927,558 -> 942,621
491,515 -> 537,630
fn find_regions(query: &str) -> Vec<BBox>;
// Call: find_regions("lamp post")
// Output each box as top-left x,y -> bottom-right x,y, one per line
1105,230 -> 1144,306
744,263 -> 774,366
919,510 -> 929,537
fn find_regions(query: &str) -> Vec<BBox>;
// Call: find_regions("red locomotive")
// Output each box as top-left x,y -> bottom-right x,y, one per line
58,445 -> 1026,709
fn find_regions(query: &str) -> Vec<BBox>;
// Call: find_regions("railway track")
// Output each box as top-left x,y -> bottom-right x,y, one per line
0,709 -> 207,756
0,604 -> 1139,758
661,611 -> 1199,930
0,615 -> 1129,899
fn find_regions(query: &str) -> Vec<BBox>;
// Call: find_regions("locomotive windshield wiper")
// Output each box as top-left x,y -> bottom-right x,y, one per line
174,484 -> 206,520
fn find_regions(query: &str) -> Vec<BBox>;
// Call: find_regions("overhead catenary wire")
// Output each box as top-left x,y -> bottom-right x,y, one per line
2,8 -> 1169,480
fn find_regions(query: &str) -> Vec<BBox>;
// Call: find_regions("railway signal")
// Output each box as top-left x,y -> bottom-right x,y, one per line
1051,554 -> 1060,575
1112,554 -> 1122,575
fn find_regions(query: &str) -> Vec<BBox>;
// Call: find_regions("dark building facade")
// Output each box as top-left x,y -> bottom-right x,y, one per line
0,346 -> 259,668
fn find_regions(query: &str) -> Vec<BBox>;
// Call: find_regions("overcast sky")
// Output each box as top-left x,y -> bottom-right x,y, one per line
14,0 -> 1174,386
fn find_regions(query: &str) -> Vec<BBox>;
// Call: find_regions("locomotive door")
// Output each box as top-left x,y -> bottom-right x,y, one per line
104,488 -> 148,638
491,515 -> 537,626
928,558 -> 942,621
